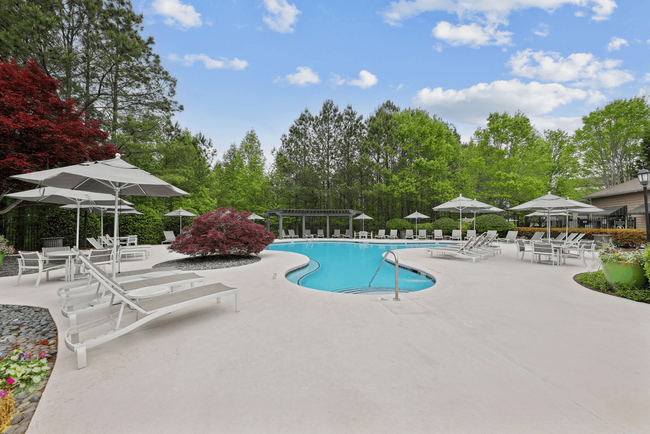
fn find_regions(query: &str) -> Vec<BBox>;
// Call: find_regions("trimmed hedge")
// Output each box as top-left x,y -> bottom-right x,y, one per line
432,218 -> 458,235
385,218 -> 412,231
514,227 -> 646,247
119,205 -> 165,244
475,214 -> 514,233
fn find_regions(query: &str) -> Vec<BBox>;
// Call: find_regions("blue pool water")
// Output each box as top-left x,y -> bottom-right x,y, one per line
267,241 -> 449,294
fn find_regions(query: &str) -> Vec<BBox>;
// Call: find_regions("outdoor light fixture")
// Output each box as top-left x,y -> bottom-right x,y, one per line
637,169 -> 650,243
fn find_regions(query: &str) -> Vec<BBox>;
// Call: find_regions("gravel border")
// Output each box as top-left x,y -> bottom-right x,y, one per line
154,254 -> 261,271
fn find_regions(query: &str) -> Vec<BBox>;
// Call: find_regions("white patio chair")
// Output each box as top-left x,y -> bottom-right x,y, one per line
405,229 -> 415,240
497,231 -> 518,243
15,251 -> 66,287
161,231 -> 176,244
532,243 -> 560,265
515,239 -> 532,261
317,229 -> 325,238
433,230 -> 444,240
466,230 -> 476,239
332,229 -> 341,238
388,230 -> 398,239
287,229 -> 299,239
376,229 -> 387,239
65,252 -> 238,369
450,230 -> 462,241
418,230 -> 431,240
343,229 -> 351,238
127,235 -> 138,246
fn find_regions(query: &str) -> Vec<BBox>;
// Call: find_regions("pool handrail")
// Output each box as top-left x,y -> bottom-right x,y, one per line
368,250 -> 400,301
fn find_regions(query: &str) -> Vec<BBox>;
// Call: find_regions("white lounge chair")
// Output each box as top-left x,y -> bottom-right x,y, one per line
161,231 -> 176,244
65,252 -> 239,369
405,229 -> 415,240
376,229 -> 387,239
497,231 -> 518,243
15,251 -> 66,287
388,230 -> 398,239
418,230 -> 431,240
332,229 -> 341,238
433,230 -> 444,240
343,229 -> 351,238
426,237 -> 479,263
527,232 -> 545,243
287,229 -> 299,239
317,229 -> 325,238
303,229 -> 314,239
450,230 -> 462,241
466,230 -> 476,239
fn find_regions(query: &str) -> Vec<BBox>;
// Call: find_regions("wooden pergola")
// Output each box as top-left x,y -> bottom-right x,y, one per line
264,209 -> 363,238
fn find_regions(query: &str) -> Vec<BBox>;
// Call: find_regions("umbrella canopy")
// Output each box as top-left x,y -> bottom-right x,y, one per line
60,204 -> 142,237
247,213 -> 265,220
404,211 -> 429,233
525,204 -> 604,236
12,154 -> 188,276
164,208 -> 197,233
433,196 -> 493,239
510,193 -> 594,238
354,213 -> 373,231
6,187 -> 132,248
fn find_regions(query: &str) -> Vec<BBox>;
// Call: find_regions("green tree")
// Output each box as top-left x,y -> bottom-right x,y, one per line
575,96 -> 650,188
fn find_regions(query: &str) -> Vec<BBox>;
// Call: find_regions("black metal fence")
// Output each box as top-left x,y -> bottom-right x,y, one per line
0,220 -> 42,251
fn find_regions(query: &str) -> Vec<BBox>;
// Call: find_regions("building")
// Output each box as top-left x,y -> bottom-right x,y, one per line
582,178 -> 646,230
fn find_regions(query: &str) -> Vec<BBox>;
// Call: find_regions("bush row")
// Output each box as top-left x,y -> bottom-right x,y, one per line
384,215 -> 515,236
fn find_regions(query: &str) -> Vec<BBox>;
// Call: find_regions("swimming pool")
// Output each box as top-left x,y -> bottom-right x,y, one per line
267,241 -> 449,294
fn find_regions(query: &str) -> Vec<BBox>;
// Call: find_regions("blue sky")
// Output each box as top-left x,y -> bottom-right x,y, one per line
137,0 -> 650,160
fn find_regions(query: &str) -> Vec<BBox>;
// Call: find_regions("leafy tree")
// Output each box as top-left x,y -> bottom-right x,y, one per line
542,129 -> 580,198
0,59 -> 118,213
216,129 -> 270,212
575,97 -> 650,188
170,207 -> 275,256
0,0 -> 181,137
465,111 -> 549,208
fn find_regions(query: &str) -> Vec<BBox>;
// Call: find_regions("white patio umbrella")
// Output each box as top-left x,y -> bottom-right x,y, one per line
433,195 -> 493,240
525,204 -> 604,237
354,213 -> 373,231
247,213 -> 265,220
510,193 -> 594,239
164,208 -> 197,233
404,211 -> 429,233
12,154 -> 188,277
6,187 -> 132,248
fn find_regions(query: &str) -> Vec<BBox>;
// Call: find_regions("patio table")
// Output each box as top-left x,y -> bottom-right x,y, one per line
45,250 -> 79,281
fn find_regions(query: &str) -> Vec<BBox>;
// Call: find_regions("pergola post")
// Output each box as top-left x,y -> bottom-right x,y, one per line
302,215 -> 306,238
279,216 -> 283,239
349,215 -> 353,237
326,216 -> 330,238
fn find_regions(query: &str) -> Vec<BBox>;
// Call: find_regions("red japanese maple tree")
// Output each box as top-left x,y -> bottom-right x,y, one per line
0,59 -> 118,206
170,207 -> 275,256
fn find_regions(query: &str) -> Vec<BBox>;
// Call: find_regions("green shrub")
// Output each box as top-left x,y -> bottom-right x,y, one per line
432,217 -> 458,235
514,227 -> 645,247
418,222 -> 434,235
475,214 -> 513,233
385,218 -> 412,231
119,205 -> 165,244
614,283 -> 650,303
575,271 -> 610,292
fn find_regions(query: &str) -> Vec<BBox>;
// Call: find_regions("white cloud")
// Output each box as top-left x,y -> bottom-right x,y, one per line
152,0 -> 202,30
348,70 -> 378,89
262,0 -> 301,33
170,53 -> 248,70
529,116 -> 583,134
432,21 -> 512,47
329,74 -> 346,87
508,49 -> 633,89
532,23 -> 549,37
433,43 -> 443,52
396,84 -> 404,91
413,79 -> 604,125
280,67 -> 320,86
606,36 -> 628,51
380,0 -> 617,26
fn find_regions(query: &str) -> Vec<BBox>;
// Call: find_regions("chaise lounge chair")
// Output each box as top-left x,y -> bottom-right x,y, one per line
497,231 -> 518,243
161,231 -> 176,244
450,230 -> 462,241
418,230 -> 431,240
405,229 -> 415,240
433,230 -> 444,240
65,252 -> 239,369
388,230 -> 398,239
426,236 -> 480,263
317,229 -> 325,238
332,229 -> 341,238
376,229 -> 387,239
287,229 -> 299,239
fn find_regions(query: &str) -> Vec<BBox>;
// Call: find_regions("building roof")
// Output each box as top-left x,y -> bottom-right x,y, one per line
581,178 -> 643,199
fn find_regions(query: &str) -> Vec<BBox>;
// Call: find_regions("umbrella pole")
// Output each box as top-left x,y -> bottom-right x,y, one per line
75,202 -> 81,249
460,209 -> 463,241
113,191 -> 119,278
474,211 -> 476,230
179,215 -> 182,234
100,209 -> 104,237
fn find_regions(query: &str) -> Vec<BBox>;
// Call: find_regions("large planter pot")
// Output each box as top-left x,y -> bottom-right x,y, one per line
601,261 -> 647,290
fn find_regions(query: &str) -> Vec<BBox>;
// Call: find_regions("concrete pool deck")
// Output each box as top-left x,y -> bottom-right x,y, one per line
1,241 -> 649,433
